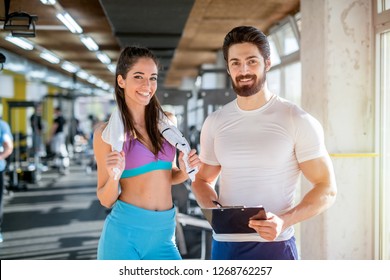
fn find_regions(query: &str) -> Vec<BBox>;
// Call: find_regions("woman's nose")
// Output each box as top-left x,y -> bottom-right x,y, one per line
141,79 -> 151,87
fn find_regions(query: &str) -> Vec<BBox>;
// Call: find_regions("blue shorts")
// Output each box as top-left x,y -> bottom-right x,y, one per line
211,237 -> 298,260
97,200 -> 181,260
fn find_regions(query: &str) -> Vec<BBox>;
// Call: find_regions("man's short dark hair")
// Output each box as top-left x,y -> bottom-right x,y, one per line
222,26 -> 271,63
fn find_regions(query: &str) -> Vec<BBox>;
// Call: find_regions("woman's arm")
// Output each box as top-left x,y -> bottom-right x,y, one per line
93,124 -> 125,208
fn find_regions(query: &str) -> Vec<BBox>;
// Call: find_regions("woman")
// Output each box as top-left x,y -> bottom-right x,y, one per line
93,46 -> 200,260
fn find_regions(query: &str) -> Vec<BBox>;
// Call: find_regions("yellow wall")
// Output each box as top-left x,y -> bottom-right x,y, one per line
1,71 -> 61,147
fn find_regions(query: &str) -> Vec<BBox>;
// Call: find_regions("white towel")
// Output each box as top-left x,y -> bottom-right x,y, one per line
101,107 -> 124,180
102,107 -> 198,181
158,113 -> 199,182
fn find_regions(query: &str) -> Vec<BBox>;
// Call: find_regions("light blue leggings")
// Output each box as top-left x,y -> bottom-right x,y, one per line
97,200 -> 181,260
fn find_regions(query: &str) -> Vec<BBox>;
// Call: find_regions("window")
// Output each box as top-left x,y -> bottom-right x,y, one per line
377,0 -> 390,12
378,29 -> 390,260
268,14 -> 301,104
375,0 -> 390,260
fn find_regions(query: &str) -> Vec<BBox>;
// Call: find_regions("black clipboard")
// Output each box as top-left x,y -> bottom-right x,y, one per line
201,206 -> 267,234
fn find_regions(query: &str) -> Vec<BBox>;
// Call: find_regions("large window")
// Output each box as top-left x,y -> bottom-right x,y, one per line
378,30 -> 390,260
375,0 -> 390,260
268,14 -> 301,105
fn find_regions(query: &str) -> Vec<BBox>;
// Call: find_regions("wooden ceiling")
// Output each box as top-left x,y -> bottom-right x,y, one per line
0,0 -> 299,91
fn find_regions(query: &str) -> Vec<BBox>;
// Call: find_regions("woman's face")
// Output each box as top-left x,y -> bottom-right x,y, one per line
117,57 -> 158,107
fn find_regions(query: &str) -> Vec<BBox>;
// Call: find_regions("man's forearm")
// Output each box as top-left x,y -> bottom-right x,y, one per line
191,180 -> 218,208
280,182 -> 337,230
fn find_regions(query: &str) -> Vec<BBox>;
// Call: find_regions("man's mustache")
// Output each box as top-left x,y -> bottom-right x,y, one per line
235,74 -> 257,82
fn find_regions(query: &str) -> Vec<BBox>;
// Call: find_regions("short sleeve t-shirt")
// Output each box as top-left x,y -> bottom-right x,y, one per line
199,95 -> 328,242
0,120 -> 13,172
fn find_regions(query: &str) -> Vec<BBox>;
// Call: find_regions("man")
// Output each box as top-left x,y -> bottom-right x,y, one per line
30,103 -> 45,157
48,107 -> 69,173
191,26 -> 337,260
0,118 -> 14,242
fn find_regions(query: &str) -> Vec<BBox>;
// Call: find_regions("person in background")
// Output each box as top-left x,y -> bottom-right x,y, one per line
47,107 -> 69,174
93,46 -> 200,260
0,117 -> 14,243
30,103 -> 44,155
191,26 -> 337,260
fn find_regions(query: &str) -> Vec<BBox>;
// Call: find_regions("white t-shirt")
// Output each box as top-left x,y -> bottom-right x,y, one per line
199,95 -> 328,242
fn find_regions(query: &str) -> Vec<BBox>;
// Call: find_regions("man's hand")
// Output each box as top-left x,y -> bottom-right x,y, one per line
248,212 -> 284,241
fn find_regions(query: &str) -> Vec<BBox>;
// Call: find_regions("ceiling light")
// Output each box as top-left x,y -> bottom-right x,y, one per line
76,70 -> 89,80
107,64 -> 116,73
96,51 -> 111,64
5,35 -> 34,50
40,0 -> 56,4
87,75 -> 98,84
80,35 -> 99,51
101,83 -> 110,91
61,61 -> 78,73
56,12 -> 83,34
40,50 -> 60,64
46,76 -> 60,84
28,70 -> 46,79
96,79 -> 104,87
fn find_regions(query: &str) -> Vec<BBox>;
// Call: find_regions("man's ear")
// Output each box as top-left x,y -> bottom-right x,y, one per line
117,75 -> 125,88
265,59 -> 271,72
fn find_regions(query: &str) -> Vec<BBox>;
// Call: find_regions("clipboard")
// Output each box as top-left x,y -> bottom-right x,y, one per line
200,206 -> 266,234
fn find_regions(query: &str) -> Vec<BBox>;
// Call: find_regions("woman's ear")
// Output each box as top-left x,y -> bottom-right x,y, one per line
117,75 -> 125,89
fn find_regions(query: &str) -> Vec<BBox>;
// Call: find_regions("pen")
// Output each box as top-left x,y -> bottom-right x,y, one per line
212,200 -> 223,208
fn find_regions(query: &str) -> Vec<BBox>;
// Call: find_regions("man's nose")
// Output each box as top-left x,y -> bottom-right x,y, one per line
239,63 -> 249,74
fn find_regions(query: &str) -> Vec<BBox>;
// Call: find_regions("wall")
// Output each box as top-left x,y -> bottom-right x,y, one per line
300,0 -> 375,259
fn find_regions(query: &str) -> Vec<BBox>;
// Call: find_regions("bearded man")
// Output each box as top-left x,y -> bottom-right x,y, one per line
191,26 -> 337,260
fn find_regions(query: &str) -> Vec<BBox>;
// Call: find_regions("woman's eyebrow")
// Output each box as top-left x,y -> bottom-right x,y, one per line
132,71 -> 158,76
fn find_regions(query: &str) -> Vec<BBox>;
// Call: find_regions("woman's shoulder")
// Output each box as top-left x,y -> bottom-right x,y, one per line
93,122 -> 109,143
94,121 -> 108,134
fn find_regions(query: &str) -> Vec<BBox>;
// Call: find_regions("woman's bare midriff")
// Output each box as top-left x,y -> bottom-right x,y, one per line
118,170 -> 174,211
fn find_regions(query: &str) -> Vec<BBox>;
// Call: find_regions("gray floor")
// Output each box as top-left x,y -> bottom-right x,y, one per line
0,161 -> 212,260
0,163 -> 106,260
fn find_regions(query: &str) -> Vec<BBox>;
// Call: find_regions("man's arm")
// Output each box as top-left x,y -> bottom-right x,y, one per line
249,155 -> 337,240
191,162 -> 221,208
280,155 -> 337,229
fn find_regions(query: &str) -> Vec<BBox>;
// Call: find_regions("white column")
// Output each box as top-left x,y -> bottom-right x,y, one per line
300,0 -> 375,259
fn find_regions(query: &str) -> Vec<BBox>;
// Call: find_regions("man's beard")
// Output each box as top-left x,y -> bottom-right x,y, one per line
231,72 -> 266,97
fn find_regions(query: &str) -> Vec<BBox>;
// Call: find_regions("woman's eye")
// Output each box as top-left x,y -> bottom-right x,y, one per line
150,76 -> 157,81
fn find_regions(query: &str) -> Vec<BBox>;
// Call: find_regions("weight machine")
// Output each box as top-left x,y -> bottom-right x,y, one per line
6,101 -> 42,190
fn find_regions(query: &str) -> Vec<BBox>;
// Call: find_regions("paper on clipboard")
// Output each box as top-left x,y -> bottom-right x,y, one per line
200,206 -> 267,234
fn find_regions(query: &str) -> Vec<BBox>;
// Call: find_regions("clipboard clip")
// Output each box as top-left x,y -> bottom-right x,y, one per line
212,200 -> 245,209
212,200 -> 223,208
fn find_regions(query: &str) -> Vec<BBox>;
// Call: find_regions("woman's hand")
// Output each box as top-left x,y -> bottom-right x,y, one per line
178,149 -> 201,174
105,150 -> 125,179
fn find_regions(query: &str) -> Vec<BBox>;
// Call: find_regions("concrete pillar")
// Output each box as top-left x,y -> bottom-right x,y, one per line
300,0 -> 375,259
